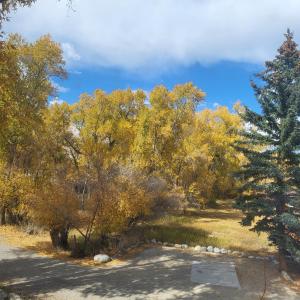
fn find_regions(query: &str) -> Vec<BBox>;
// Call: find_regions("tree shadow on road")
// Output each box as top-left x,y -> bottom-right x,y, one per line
0,247 -> 297,299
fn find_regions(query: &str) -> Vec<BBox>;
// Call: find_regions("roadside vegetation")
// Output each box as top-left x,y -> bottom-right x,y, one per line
0,12 -> 299,272
0,200 -> 274,262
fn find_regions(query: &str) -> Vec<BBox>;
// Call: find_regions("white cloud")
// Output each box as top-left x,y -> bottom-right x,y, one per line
69,70 -> 82,75
51,81 -> 69,93
213,102 -> 220,108
49,97 -> 64,105
61,42 -> 81,64
3,0 -> 300,72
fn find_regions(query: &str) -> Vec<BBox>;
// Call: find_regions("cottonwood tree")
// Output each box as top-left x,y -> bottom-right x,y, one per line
133,83 -> 205,184
236,30 -> 300,267
72,89 -> 145,175
28,102 -> 80,249
133,84 -> 242,208
70,89 -> 152,254
181,106 -> 242,207
0,34 -> 66,225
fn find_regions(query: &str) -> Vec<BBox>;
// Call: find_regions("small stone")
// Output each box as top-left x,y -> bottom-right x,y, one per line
220,248 -> 227,254
94,254 -> 111,263
163,242 -> 168,246
157,241 -> 163,245
272,259 -> 279,265
232,251 -> 240,256
174,244 -> 181,248
151,239 -> 157,244
281,271 -> 293,282
181,244 -> 188,249
194,245 -> 206,252
213,247 -> 221,253
248,256 -> 254,259
256,256 -> 263,260
9,293 -> 22,300
227,250 -> 232,254
207,246 -> 214,252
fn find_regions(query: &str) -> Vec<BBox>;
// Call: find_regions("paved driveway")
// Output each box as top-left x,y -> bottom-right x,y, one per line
0,240 -> 299,299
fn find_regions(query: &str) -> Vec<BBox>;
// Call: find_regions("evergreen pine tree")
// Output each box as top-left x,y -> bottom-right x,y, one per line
236,30 -> 300,266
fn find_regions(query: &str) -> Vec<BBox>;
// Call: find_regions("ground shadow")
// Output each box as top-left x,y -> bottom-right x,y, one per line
0,246 -> 297,299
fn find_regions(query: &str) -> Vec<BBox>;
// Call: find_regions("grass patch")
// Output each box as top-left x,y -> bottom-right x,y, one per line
142,201 -> 275,254
144,224 -> 220,247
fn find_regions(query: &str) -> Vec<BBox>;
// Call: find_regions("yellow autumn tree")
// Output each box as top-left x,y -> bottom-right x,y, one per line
68,89 -> 153,253
133,83 -> 205,184
0,34 -> 66,225
27,102 -> 81,249
181,106 -> 243,206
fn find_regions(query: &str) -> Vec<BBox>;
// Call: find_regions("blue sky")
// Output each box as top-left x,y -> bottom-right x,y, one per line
54,61 -> 262,111
4,0 -> 300,111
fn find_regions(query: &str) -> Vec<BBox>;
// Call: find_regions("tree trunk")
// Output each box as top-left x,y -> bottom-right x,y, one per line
0,207 -> 6,225
50,227 -> 69,250
278,249 -> 288,271
6,210 -> 16,225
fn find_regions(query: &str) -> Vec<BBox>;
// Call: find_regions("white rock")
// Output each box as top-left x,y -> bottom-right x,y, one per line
281,271 -> 293,282
151,239 -> 157,244
220,248 -> 227,254
157,241 -> 163,245
181,244 -> 188,249
248,256 -> 254,259
232,251 -> 240,255
194,245 -> 207,252
94,254 -> 111,263
163,242 -> 168,246
174,244 -> 181,248
207,246 -> 214,252
227,250 -> 232,254
9,293 -> 22,300
213,247 -> 221,253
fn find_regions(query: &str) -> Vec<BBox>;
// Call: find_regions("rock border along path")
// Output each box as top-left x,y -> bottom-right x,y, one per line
147,238 -> 277,263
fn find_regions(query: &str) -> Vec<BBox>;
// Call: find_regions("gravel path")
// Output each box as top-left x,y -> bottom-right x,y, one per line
0,240 -> 299,300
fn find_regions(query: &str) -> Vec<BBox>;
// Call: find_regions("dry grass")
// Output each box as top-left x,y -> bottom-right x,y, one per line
0,225 -> 131,267
143,201 -> 275,254
0,201 -> 275,266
